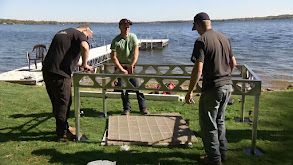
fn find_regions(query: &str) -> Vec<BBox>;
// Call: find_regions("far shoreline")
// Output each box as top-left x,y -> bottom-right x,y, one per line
1,14 -> 293,25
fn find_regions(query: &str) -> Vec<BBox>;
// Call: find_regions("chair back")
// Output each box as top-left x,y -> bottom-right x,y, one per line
32,44 -> 47,58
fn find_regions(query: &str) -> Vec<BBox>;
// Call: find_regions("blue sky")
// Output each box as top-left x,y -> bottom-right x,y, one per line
1,0 -> 293,22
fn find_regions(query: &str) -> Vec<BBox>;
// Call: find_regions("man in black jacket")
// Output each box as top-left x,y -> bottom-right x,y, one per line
42,25 -> 93,141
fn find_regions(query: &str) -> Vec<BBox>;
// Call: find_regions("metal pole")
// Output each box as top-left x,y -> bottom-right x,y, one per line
241,84 -> 246,121
101,65 -> 107,117
251,93 -> 260,154
74,75 -> 81,141
102,87 -> 107,116
240,66 -> 247,122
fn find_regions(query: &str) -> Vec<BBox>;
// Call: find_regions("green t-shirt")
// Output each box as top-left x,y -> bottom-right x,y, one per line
110,33 -> 138,64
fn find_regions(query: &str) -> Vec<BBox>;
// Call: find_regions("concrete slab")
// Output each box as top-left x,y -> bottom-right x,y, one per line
102,113 -> 198,146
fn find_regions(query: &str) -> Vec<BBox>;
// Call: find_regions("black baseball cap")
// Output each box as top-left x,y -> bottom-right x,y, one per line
119,18 -> 133,25
192,12 -> 210,30
193,12 -> 210,23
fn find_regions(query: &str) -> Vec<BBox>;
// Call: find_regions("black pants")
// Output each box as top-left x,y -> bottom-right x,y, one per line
43,71 -> 72,137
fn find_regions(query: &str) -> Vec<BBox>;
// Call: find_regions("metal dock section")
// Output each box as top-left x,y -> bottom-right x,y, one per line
0,45 -> 111,85
0,38 -> 168,85
0,64 -> 44,85
139,39 -> 169,50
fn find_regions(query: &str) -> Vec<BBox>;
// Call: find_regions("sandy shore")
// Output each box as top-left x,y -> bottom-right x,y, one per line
261,80 -> 293,91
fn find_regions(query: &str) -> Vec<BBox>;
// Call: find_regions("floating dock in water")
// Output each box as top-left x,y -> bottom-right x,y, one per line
139,39 -> 169,50
0,39 -> 169,85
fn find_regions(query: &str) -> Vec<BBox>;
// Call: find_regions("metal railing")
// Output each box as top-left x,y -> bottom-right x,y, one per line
73,64 -> 261,154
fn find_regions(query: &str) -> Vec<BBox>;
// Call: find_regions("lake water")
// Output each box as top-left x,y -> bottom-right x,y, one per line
0,19 -> 292,88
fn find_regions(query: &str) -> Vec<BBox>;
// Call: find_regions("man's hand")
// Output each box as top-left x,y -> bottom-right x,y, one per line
81,64 -> 93,72
121,68 -> 128,74
128,65 -> 134,74
185,91 -> 193,104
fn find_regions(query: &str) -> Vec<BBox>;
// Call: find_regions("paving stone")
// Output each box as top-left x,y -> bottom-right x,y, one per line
104,113 -> 198,146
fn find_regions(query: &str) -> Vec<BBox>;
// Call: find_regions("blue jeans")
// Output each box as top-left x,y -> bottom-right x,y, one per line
116,66 -> 147,111
199,84 -> 232,162
118,77 -> 147,111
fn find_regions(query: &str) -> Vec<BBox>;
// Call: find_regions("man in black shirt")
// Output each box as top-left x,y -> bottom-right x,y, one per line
185,13 -> 237,165
42,25 -> 93,141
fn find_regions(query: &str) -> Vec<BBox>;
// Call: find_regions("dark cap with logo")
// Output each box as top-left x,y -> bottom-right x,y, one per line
119,18 -> 133,25
193,12 -> 210,23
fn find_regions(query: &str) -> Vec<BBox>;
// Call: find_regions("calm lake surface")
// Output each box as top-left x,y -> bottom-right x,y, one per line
0,19 -> 292,87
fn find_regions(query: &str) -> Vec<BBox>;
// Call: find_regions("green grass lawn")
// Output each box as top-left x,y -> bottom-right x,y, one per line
0,81 -> 292,165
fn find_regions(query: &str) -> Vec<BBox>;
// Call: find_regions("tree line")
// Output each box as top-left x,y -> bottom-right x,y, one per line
1,14 -> 293,25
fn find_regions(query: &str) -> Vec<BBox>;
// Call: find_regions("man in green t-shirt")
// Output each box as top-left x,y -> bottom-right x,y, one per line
110,18 -> 149,115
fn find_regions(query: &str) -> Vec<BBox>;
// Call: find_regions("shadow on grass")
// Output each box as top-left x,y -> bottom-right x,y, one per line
78,108 -> 121,117
0,112 -> 56,142
78,107 -> 162,117
32,148 -> 200,165
2,110 -> 292,152
0,110 -> 105,143
0,109 -> 118,143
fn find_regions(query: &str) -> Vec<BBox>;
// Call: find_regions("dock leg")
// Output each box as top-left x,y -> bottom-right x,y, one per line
74,85 -> 81,141
241,84 -> 246,121
243,94 -> 263,156
251,94 -> 261,154
99,66 -> 111,118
